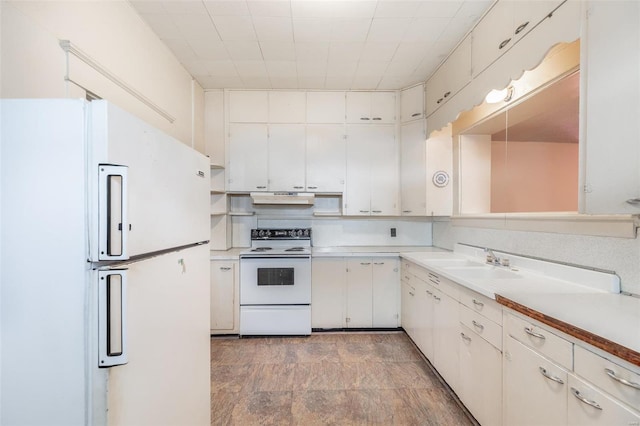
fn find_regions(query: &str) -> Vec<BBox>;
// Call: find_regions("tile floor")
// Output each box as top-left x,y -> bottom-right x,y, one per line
210,331 -> 477,425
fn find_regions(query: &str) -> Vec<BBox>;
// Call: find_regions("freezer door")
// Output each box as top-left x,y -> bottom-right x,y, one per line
98,165 -> 129,261
98,269 -> 128,367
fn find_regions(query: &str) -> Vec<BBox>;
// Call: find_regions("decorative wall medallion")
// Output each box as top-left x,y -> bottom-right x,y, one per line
432,171 -> 450,188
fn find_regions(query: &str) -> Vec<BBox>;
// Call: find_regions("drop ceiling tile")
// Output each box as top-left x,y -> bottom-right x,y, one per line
253,16 -> 293,41
326,61 -> 358,77
359,42 -> 399,62
403,17 -> 450,43
224,41 -> 263,60
331,18 -> 371,42
295,42 -> 329,62
355,61 -> 389,77
188,37 -> 229,60
242,76 -> 273,88
378,75 -> 412,89
332,1 -> 376,18
291,1 -> 337,18
213,15 -> 257,40
416,1 -> 463,18
203,1 -> 250,16
247,1 -> 291,17
297,61 -> 327,77
367,18 -> 411,42
325,75 -> 354,89
202,60 -> 238,77
293,18 -> 333,42
265,61 -> 298,77
270,77 -> 298,89
162,0 -> 208,14
297,76 -> 325,89
328,42 -> 363,62
260,42 -> 296,61
414,55 -> 443,79
173,14 -> 219,39
140,13 -> 183,39
393,42 -> 431,62
163,38 -> 198,61
180,60 -> 210,76
374,1 -> 422,18
235,60 -> 268,77
130,1 -> 167,14
350,75 -> 382,89
384,58 -> 420,76
198,75 -> 244,88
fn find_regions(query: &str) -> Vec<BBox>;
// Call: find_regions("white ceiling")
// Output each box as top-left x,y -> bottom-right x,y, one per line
131,0 -> 493,90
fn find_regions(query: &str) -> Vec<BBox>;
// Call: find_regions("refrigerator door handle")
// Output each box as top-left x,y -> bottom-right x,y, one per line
98,165 -> 129,260
98,269 -> 128,367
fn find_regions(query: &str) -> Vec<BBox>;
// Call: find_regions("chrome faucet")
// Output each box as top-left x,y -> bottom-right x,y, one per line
484,248 -> 500,265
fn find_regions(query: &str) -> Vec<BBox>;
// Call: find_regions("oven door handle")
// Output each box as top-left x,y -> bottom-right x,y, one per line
240,256 -> 311,260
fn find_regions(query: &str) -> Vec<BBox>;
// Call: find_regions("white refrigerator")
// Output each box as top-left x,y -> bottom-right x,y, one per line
1,99 -> 211,425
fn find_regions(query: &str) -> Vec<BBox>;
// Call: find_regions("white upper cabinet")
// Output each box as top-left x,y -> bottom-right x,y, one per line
345,125 -> 398,215
268,124 -> 306,191
228,123 -> 268,191
228,91 -> 268,123
306,92 -> 346,123
306,124 -> 345,193
425,125 -> 453,216
400,120 -> 427,216
269,91 -> 306,123
400,85 -> 425,122
582,1 -> 640,214
426,35 -> 472,117
471,0 -> 564,78
346,92 -> 396,124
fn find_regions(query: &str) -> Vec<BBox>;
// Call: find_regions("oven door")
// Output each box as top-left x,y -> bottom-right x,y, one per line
239,256 -> 311,305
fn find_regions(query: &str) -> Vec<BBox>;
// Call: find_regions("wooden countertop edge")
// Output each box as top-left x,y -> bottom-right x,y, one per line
495,294 -> 640,368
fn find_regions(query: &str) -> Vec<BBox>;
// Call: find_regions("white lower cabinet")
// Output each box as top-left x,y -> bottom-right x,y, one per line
416,278 -> 435,360
459,323 -> 503,426
504,335 -> 568,426
311,257 -> 346,329
568,374 -> 640,425
346,259 -> 374,328
432,287 -> 459,392
210,260 -> 239,334
401,277 -> 417,338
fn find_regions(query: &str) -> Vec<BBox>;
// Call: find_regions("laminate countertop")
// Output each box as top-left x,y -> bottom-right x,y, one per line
401,250 -> 640,369
210,246 -> 445,260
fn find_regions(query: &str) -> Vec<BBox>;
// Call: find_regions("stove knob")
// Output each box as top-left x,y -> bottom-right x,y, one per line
297,230 -> 303,237
258,230 -> 265,238
266,230 -> 272,238
303,229 -> 310,237
289,230 -> 296,238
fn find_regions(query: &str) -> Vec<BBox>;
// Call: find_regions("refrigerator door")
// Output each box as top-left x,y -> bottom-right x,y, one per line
98,165 -> 129,261
104,244 -> 210,426
97,269 -> 128,367
89,101 -> 209,261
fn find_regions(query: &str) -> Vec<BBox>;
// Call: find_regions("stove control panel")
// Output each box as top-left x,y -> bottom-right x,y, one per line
251,228 -> 311,240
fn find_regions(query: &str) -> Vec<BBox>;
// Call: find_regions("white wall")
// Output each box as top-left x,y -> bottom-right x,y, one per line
433,221 -> 640,296
1,1 -> 203,151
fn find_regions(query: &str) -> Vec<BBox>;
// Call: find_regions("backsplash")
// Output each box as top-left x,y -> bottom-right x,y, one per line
433,221 -> 640,296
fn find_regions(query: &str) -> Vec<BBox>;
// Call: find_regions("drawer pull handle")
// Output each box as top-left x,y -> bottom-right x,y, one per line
359,210 -> 370,213
293,186 -> 304,189
219,266 -> 232,271
499,38 -> 512,50
514,21 -> 529,34
409,291 -> 415,296
472,320 -> 484,331
472,299 -> 484,308
256,186 -> 267,189
524,327 -> 546,340
372,210 -> 382,213
426,290 -> 433,295
460,332 -> 471,342
360,262 -> 371,265
604,368 -> 640,390
374,262 -> 384,265
539,367 -> 564,384
433,295 -> 441,301
307,186 -> 318,189
411,113 -> 421,117
570,387 -> 602,410
404,275 -> 410,280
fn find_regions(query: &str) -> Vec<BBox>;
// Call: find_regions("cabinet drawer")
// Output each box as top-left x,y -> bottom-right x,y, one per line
574,345 -> 640,411
460,304 -> 502,350
424,269 -> 459,300
506,313 -> 573,370
458,287 -> 502,325
568,374 -> 640,424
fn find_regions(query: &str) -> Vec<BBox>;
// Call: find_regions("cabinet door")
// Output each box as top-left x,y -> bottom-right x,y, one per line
346,92 -> 372,123
400,120 -> 427,216
269,91 -> 306,123
471,1 -> 514,78
228,124 -> 268,191
401,279 -> 417,339
307,92 -> 346,123
425,125 -> 453,216
582,1 -> 640,214
400,85 -> 425,122
306,124 -> 346,192
229,91 -> 269,123
415,281 -> 435,361
311,258 -> 346,329
512,1 -> 564,43
432,289 -> 459,392
346,259 -> 373,327
459,323 -> 503,426
369,125 -> 399,215
371,92 -> 396,123
210,261 -> 238,333
504,335 -> 568,426
372,258 -> 399,327
568,374 -> 640,426
426,35 -> 471,116
345,125 -> 373,215
268,124 -> 306,191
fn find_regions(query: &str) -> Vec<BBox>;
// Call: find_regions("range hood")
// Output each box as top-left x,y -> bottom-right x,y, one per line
250,192 -> 315,205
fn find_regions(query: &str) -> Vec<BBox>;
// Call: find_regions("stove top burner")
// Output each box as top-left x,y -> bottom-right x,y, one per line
251,247 -> 273,252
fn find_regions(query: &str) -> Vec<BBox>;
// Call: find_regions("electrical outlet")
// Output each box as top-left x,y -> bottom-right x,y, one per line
390,227 -> 396,237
